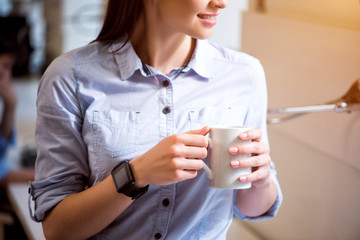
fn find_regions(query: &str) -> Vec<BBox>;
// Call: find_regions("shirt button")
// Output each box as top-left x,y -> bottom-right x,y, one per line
162,80 -> 170,87
162,107 -> 171,114
154,233 -> 162,239
162,198 -> 170,206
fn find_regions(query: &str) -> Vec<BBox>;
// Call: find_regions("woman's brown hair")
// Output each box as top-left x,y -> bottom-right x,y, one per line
94,0 -> 143,43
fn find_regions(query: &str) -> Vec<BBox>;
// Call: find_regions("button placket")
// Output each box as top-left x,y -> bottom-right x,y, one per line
156,75 -> 174,139
161,78 -> 171,116
151,74 -> 175,239
152,185 -> 175,240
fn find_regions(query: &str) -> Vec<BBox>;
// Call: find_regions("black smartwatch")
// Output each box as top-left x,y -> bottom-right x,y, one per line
111,161 -> 149,200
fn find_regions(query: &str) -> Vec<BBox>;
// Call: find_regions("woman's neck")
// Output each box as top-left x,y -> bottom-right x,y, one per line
130,11 -> 196,75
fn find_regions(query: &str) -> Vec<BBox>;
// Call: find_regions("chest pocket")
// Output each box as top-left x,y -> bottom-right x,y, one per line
189,106 -> 248,130
91,109 -> 140,158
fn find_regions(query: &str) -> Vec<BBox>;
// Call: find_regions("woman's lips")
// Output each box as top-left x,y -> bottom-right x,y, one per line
197,14 -> 218,26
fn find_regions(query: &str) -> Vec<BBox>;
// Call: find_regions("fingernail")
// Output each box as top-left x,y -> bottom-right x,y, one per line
240,133 -> 248,139
230,160 -> 240,167
229,147 -> 238,154
240,176 -> 247,182
202,126 -> 211,132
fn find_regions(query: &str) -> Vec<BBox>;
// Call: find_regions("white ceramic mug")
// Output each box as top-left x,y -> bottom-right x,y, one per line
202,126 -> 252,189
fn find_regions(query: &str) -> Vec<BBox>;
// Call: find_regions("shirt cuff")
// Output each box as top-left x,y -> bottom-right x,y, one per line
29,174 -> 86,222
233,174 -> 283,221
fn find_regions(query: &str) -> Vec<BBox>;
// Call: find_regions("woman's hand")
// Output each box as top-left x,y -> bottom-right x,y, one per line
129,126 -> 210,188
229,128 -> 272,188
0,67 -> 17,107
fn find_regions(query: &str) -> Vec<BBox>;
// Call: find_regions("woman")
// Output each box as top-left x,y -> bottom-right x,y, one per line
30,0 -> 282,239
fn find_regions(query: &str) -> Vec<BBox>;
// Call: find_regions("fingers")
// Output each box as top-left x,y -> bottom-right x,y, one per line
231,154 -> 272,187
228,128 -> 273,186
162,125 -> 210,149
229,141 -> 270,156
169,143 -> 208,160
182,126 -> 211,149
165,158 -> 205,183
186,126 -> 211,136
175,158 -> 204,171
179,134 -> 209,148
230,153 -> 271,169
238,128 -> 262,142
184,146 -> 208,159
230,128 -> 268,155
132,128 -> 211,186
238,165 -> 271,184
179,169 -> 199,180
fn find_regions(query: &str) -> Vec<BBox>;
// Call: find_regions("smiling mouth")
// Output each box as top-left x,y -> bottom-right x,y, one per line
198,14 -> 216,20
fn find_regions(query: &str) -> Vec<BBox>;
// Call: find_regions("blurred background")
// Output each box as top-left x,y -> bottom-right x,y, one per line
0,0 -> 359,239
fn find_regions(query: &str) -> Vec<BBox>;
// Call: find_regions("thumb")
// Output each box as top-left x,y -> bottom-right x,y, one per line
186,126 -> 211,136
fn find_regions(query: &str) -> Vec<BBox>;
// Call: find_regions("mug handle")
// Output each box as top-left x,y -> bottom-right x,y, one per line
202,161 -> 213,179
202,137 -> 213,179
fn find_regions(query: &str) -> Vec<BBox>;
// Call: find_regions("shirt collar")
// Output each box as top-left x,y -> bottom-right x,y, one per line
109,38 -> 144,80
187,39 -> 215,80
110,38 -> 215,81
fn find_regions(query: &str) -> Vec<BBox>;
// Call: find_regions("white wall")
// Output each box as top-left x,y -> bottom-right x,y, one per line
61,0 -> 104,53
209,0 -> 249,50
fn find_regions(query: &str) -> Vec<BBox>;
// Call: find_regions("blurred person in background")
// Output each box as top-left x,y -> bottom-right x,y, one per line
0,25 -> 34,189
0,15 -> 35,240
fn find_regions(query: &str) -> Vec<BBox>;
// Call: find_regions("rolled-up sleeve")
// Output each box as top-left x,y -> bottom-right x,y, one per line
30,54 -> 89,222
233,162 -> 283,221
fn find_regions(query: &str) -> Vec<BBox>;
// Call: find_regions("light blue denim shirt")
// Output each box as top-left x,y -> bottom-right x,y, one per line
0,130 -> 15,181
30,38 -> 283,240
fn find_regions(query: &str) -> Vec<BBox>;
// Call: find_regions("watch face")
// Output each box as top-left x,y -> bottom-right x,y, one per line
113,164 -> 131,189
112,161 -> 149,199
